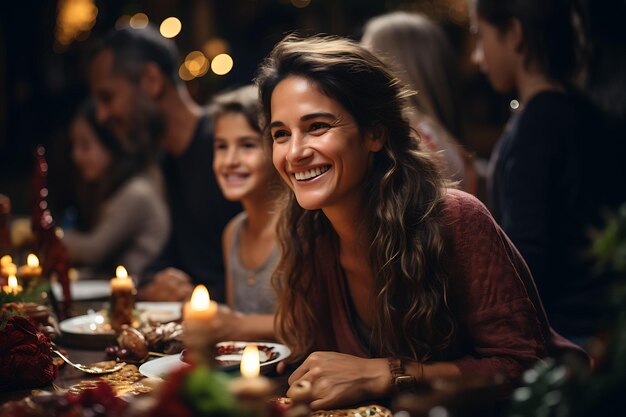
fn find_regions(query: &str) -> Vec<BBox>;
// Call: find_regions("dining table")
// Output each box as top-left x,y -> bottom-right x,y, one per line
0,297 -> 505,417
0,298 -> 291,405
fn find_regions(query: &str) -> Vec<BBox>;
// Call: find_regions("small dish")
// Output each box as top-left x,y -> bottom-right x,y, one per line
52,280 -> 111,301
138,341 -> 291,379
59,302 -> 182,349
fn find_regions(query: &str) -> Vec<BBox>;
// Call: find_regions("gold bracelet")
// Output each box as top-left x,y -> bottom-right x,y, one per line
388,357 -> 417,394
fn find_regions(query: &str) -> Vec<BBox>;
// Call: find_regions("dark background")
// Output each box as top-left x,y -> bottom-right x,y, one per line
2,0 -> 622,216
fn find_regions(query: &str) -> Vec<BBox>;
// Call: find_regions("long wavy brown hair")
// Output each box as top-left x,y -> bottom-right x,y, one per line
256,35 -> 456,362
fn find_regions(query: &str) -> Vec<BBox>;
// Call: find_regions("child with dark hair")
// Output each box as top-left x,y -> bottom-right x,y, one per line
63,100 -> 169,279
470,0 -> 618,340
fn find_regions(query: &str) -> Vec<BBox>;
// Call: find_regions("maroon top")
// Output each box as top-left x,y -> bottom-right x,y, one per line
309,189 -> 585,381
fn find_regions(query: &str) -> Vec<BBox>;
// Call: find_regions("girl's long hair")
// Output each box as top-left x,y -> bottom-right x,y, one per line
73,100 -> 159,229
256,35 -> 456,361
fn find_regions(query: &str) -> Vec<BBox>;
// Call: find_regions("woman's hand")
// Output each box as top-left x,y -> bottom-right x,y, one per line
287,352 -> 390,410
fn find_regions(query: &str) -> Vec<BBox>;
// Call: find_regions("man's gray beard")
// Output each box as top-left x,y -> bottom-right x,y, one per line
123,94 -> 166,157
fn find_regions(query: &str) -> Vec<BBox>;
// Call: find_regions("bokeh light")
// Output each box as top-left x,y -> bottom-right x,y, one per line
202,38 -> 230,60
179,64 -> 194,81
211,53 -> 234,76
115,15 -> 131,29
160,17 -> 182,38
55,0 -> 98,49
129,13 -> 149,29
184,51 -> 209,77
291,0 -> 311,8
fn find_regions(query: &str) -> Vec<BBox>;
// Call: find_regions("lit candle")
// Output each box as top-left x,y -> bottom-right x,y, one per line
183,285 -> 218,363
0,255 -> 17,278
110,265 -> 136,332
229,344 -> 274,415
18,253 -> 42,279
2,275 -> 23,295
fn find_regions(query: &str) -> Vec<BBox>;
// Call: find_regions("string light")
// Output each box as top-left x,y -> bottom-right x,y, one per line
55,0 -> 98,49
160,17 -> 182,38
184,51 -> 209,77
211,53 -> 234,76
129,13 -> 149,29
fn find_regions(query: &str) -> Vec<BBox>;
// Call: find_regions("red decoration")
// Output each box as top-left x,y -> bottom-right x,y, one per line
149,366 -> 193,417
0,315 -> 58,390
31,145 -> 73,318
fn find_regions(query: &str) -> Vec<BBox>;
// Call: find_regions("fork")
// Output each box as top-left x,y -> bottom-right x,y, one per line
52,349 -> 126,374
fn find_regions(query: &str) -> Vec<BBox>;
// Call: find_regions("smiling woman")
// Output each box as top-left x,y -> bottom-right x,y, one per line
255,34 -> 586,410
269,76 -> 381,212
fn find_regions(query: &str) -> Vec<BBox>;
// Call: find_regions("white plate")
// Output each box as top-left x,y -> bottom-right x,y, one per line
139,353 -> 190,379
136,302 -> 182,323
138,341 -> 291,379
52,281 -> 111,301
59,302 -> 182,336
60,312 -> 114,335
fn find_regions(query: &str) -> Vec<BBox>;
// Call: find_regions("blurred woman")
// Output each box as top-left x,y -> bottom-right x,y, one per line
362,12 -> 477,193
63,100 -> 169,280
256,35 -> 584,410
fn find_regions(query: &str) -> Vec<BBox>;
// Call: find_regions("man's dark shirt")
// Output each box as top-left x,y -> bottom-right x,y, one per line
155,113 -> 241,301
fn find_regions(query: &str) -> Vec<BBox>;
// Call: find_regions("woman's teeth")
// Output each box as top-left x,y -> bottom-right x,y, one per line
294,166 -> 330,181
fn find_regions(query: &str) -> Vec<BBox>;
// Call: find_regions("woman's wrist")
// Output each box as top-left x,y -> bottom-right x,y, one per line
388,357 -> 423,394
364,358 -> 393,398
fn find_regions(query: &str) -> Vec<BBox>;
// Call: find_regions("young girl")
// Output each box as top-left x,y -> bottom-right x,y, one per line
210,85 -> 282,341
63,100 -> 169,279
256,35 -> 584,410
470,0 -> 617,340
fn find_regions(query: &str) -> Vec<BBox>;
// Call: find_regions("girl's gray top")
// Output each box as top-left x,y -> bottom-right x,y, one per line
229,212 -> 278,314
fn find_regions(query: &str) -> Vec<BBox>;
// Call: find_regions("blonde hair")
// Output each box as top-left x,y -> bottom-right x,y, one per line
362,12 -> 462,139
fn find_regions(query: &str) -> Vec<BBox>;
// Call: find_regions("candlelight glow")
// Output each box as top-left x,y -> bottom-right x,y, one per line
240,344 -> 260,378
190,285 -> 210,311
0,255 -> 12,266
2,274 -> 22,294
116,265 -> 128,279
8,275 -> 18,289
27,254 -> 39,268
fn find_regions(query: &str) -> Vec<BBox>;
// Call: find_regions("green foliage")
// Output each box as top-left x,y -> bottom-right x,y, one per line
590,204 -> 626,274
507,203 -> 626,417
0,281 -> 51,306
183,365 -> 240,417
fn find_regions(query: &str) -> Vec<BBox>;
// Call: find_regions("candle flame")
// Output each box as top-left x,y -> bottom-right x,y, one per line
0,255 -> 12,267
27,254 -> 39,268
189,285 -> 210,310
116,265 -> 128,279
8,275 -> 18,289
240,344 -> 260,378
